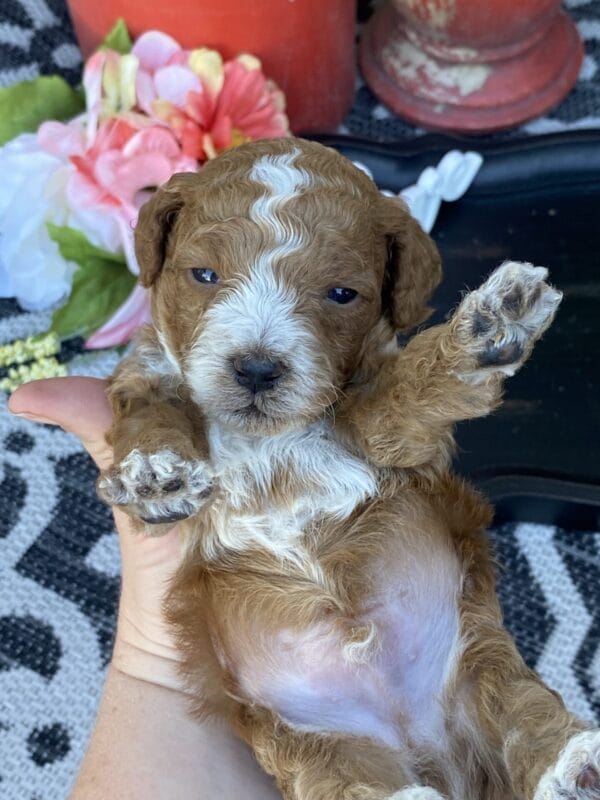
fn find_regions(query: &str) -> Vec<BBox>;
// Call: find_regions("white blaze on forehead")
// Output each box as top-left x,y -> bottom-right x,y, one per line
185,148 -> 326,414
248,148 -> 311,267
191,147 -> 315,364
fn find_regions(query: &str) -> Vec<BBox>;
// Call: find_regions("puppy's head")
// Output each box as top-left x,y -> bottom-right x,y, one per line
135,138 -> 441,435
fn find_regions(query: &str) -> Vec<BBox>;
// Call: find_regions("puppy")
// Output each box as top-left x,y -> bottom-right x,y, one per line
98,137 -> 600,800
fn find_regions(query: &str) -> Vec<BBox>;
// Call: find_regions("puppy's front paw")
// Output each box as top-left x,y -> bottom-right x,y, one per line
97,448 -> 213,526
453,261 -> 562,382
535,730 -> 600,800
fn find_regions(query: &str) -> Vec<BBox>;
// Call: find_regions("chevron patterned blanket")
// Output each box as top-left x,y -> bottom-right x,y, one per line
0,1 -> 599,798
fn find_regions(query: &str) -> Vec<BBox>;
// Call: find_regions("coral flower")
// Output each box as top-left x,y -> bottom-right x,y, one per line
176,57 -> 289,160
131,31 -> 289,162
1,28 -> 290,348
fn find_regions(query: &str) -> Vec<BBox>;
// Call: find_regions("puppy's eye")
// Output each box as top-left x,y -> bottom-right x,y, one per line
326,287 -> 358,305
192,268 -> 219,284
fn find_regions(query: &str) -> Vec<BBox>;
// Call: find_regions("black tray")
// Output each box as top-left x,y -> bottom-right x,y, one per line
313,132 -> 600,531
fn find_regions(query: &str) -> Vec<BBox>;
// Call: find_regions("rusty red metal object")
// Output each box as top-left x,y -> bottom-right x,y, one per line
359,0 -> 584,133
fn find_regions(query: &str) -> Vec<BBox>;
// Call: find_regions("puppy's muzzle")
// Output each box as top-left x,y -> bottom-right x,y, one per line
233,355 -> 286,394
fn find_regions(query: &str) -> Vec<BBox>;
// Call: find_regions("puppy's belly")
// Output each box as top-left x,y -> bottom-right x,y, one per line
226,545 -> 462,750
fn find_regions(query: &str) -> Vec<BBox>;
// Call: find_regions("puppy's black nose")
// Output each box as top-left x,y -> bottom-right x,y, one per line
233,356 -> 285,394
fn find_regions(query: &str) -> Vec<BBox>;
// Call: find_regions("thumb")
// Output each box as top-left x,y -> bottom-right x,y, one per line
8,377 -> 114,470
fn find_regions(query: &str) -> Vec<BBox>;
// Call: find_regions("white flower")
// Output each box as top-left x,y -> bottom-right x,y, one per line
0,132 -> 125,311
0,134 -> 72,310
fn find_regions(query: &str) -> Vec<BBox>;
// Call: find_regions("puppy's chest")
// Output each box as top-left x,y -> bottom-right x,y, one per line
198,422 -> 377,561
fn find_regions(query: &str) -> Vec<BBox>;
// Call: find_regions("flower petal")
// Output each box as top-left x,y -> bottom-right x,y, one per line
114,213 -> 139,274
101,50 -> 124,111
236,53 -> 262,71
132,30 -> 181,72
185,87 -> 214,127
113,153 -> 183,203
154,65 -> 202,107
83,50 -> 106,139
83,51 -> 105,102
123,126 -> 181,158
188,48 -> 224,95
85,283 -> 151,348
38,120 -> 85,158
0,256 -> 16,299
136,68 -> 157,115
118,53 -> 140,112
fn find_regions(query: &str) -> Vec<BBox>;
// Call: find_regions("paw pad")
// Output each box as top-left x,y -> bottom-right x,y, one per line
97,448 -> 213,525
456,260 -> 562,378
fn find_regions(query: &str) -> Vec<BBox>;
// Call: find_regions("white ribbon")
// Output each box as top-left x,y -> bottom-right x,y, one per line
354,150 -> 483,233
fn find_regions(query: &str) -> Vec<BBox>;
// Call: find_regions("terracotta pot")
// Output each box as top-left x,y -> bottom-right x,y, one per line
66,0 -> 357,133
359,0 -> 584,133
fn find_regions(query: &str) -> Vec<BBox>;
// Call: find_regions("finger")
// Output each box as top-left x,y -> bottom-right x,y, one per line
10,378 -> 182,552
8,376 -> 114,469
114,508 -> 181,574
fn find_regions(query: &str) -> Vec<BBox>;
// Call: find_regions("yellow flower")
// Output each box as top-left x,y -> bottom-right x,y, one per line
102,52 -> 139,116
188,48 -> 224,95
0,333 -> 60,367
0,357 -> 67,394
84,50 -> 140,130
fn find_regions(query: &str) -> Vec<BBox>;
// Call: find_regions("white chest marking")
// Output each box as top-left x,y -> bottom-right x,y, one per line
200,421 -> 377,564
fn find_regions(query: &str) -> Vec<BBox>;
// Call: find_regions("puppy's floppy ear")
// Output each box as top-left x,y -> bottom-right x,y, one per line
378,196 -> 442,333
134,172 -> 198,288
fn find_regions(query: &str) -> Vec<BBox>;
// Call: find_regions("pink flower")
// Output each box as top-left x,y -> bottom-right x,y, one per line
37,116 -> 197,349
38,117 -> 197,274
85,283 -> 152,349
131,31 -> 289,162
70,119 -> 196,227
28,31 -> 290,348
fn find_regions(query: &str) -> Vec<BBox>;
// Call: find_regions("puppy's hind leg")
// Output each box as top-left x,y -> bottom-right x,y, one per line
246,718 -> 442,800
533,730 -> 600,800
455,588 -> 592,800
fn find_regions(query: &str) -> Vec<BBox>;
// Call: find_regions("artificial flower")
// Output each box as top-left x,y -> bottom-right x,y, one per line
0,20 -> 290,353
83,49 -> 141,140
131,31 -> 289,161
0,356 -> 68,393
0,332 -> 60,367
85,283 -> 151,349
0,131 -> 127,311
38,116 -> 197,274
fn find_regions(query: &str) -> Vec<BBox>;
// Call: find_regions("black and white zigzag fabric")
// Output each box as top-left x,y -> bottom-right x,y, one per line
0,0 -> 81,88
0,1 -> 599,798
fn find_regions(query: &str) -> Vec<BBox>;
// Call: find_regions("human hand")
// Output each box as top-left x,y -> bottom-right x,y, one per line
9,377 -> 186,691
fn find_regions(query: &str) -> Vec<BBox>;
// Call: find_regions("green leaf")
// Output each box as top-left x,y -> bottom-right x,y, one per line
0,76 -> 84,145
99,19 -> 132,54
48,224 -> 137,340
